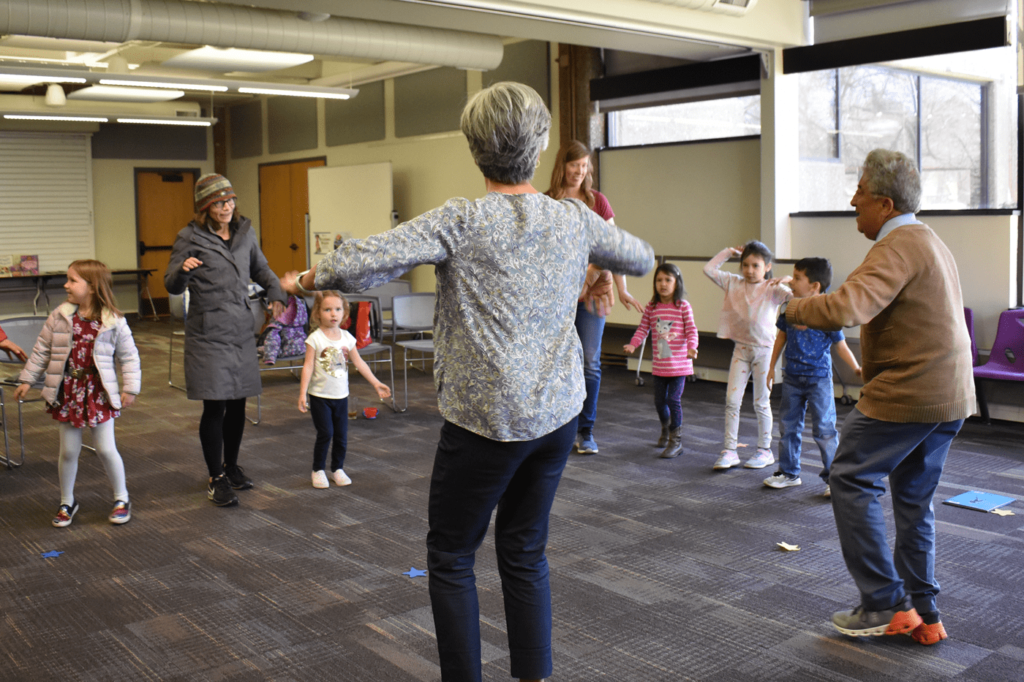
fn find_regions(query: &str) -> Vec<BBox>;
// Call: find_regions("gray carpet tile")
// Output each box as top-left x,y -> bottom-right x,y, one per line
1,318 -> 1023,681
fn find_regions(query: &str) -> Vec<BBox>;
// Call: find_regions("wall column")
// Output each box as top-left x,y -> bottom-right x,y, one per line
557,44 -> 605,183
760,47 -> 799,258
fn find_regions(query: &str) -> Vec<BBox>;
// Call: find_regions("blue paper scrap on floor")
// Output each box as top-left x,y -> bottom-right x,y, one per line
943,491 -> 1015,512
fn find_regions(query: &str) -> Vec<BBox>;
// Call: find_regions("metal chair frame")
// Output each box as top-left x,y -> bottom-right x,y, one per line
167,292 -> 188,392
0,316 -> 51,468
391,293 -> 436,410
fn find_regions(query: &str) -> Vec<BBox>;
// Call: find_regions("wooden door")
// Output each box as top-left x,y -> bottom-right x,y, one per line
137,170 -> 196,304
259,158 -> 325,276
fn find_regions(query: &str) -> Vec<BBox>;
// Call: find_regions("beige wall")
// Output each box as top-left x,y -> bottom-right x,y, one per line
90,135 -> 216,313
791,214 -> 1018,350
226,46 -> 562,294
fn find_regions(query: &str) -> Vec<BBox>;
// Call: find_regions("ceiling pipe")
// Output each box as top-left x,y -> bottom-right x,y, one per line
0,0 -> 504,71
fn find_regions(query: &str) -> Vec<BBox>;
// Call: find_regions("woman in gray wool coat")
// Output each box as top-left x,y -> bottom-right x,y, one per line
165,174 -> 286,508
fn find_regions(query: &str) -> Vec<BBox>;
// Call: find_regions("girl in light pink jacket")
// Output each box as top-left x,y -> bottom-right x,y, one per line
16,260 -> 141,528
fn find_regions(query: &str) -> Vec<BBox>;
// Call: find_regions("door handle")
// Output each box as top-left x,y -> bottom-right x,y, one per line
139,241 -> 173,256
289,243 -> 299,251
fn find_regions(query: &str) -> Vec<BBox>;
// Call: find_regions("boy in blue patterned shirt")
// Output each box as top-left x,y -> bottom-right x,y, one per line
765,258 -> 861,496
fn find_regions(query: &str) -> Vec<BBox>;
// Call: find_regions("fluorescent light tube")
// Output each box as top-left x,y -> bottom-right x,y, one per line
116,118 -> 214,126
100,78 -> 229,92
0,74 -> 87,84
237,86 -> 350,99
4,114 -> 108,122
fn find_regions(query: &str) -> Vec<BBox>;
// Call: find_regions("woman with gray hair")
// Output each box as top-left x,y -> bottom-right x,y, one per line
283,82 -> 653,682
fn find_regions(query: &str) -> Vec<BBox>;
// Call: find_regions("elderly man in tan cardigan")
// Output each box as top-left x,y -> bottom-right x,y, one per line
786,149 -> 975,646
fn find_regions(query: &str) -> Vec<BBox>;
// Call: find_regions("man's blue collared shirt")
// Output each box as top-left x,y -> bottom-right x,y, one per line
875,212 -> 918,242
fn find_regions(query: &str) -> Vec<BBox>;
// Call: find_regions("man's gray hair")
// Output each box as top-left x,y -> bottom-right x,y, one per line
460,82 -> 551,185
862,149 -> 921,214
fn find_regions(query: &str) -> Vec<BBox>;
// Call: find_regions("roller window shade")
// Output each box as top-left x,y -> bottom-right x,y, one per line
591,54 -> 761,112
0,132 -> 94,274
810,0 -> 1011,43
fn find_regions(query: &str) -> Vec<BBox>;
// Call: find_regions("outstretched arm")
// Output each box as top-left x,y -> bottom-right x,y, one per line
614,274 -> 643,313
767,331 -> 787,391
833,339 -> 862,378
0,338 -> 26,363
297,345 -> 316,412
348,347 -> 392,400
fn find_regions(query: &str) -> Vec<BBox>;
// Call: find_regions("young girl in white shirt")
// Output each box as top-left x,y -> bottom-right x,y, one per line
704,241 -> 791,472
298,291 -> 391,489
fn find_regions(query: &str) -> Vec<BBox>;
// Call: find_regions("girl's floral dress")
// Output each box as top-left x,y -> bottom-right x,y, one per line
47,313 -> 119,428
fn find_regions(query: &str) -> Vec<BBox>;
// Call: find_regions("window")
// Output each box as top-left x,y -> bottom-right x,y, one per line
609,95 -> 760,147
798,46 -> 1016,211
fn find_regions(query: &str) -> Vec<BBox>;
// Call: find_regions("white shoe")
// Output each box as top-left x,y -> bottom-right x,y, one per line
312,470 -> 329,489
763,472 -> 802,489
713,450 -> 740,470
331,469 -> 352,486
744,448 -> 775,469
823,485 -> 831,499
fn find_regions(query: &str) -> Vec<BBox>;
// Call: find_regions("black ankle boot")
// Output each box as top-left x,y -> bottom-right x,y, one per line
656,421 -> 670,448
659,427 -> 685,459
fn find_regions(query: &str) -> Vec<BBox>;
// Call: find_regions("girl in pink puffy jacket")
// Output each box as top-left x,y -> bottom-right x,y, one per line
15,260 -> 141,528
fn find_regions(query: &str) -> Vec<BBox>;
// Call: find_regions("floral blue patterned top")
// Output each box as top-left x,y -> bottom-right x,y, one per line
313,192 -> 654,441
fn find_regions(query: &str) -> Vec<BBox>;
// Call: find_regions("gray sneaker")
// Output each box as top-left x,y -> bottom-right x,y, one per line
763,472 -> 802,489
744,448 -> 775,469
832,602 -> 922,637
577,431 -> 599,454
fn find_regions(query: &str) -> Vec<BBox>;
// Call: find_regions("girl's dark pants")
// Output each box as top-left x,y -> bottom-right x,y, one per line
308,395 -> 348,472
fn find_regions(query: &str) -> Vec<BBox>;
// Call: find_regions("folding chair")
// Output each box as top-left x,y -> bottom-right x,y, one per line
392,293 -> 436,411
363,279 -> 411,342
973,307 -> 1024,423
168,291 -> 188,392
248,290 -> 305,425
346,295 -> 398,413
0,315 -> 48,468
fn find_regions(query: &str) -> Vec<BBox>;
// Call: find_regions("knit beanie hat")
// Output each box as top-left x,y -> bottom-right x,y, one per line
194,173 -> 237,212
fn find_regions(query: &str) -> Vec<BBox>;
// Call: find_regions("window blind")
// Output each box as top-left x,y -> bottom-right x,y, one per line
0,132 -> 94,275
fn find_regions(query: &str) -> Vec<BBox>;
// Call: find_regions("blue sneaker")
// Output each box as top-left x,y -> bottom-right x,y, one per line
577,431 -> 599,454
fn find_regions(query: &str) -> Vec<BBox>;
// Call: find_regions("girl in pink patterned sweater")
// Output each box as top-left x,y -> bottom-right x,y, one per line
624,263 -> 699,459
704,241 -> 792,472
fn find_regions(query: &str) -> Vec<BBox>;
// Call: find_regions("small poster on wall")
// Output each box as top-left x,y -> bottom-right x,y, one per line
314,233 -> 332,255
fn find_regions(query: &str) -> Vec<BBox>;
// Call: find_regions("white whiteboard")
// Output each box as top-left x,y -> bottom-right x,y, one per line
307,162 -> 393,266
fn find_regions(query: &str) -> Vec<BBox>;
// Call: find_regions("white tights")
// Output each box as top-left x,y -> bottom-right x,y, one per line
58,420 -> 128,506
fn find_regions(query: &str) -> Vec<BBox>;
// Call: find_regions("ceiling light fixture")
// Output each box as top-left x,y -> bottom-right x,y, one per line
44,83 -> 66,106
238,86 -> 351,99
100,78 -> 229,92
68,85 -> 185,102
0,66 -> 357,101
163,46 -> 314,73
4,114 -> 108,122
116,117 -> 216,126
0,74 -> 87,84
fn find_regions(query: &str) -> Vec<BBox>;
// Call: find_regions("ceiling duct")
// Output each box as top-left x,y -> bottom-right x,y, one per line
633,0 -> 758,16
0,0 -> 505,71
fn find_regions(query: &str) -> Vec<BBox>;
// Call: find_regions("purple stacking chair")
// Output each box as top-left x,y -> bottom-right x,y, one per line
973,308 -> 1024,423
964,307 -> 979,367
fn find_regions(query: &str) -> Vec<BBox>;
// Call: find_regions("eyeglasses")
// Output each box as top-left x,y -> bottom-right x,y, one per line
212,197 -> 235,208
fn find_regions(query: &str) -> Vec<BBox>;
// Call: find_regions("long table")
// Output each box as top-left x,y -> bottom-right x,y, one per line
0,269 -> 158,318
